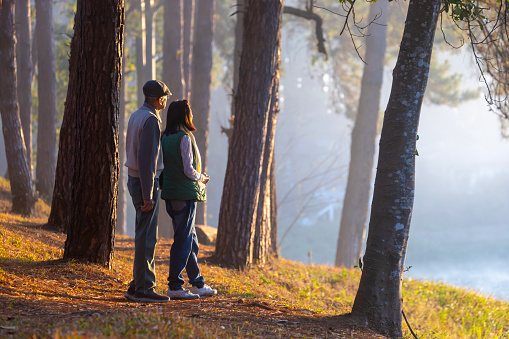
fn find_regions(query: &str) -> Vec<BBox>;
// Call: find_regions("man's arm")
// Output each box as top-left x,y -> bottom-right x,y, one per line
137,116 -> 161,211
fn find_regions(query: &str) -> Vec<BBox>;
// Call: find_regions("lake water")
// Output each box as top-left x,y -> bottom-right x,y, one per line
406,223 -> 509,301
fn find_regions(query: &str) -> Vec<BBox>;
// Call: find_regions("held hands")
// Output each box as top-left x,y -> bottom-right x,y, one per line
141,199 -> 155,212
201,173 -> 210,185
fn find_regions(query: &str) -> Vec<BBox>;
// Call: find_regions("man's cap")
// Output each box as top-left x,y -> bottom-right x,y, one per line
143,80 -> 172,98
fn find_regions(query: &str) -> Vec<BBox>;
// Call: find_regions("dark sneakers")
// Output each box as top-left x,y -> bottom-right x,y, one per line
124,286 -> 136,301
126,289 -> 170,303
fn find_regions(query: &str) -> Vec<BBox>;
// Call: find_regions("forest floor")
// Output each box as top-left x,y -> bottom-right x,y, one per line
1,178 -> 509,338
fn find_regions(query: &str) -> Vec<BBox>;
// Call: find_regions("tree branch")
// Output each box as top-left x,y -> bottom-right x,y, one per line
283,5 -> 328,57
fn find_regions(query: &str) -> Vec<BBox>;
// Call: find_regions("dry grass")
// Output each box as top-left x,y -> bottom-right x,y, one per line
0,177 -> 508,338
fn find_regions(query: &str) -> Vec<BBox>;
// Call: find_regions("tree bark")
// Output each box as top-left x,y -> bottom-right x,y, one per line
0,0 -> 35,215
335,0 -> 389,268
58,0 -> 124,267
215,0 -> 283,269
191,0 -> 215,226
183,0 -> 194,99
350,0 -> 440,337
163,0 -> 184,99
35,0 -> 57,202
15,0 -> 33,175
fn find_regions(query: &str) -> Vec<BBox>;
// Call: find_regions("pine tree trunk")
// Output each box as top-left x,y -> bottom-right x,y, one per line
0,0 -> 35,215
183,0 -> 194,99
215,0 -> 283,269
59,0 -> 124,267
136,0 -> 146,106
163,0 -> 184,99
350,1 -> 440,336
35,0 -> 57,202
15,0 -> 33,175
191,0 -> 215,226
335,0 -> 389,268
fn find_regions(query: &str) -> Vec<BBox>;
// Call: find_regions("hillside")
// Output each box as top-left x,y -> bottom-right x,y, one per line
0,178 -> 508,338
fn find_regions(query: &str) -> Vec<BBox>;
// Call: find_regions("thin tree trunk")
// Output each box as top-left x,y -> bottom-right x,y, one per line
35,0 -> 57,202
58,0 -> 124,267
163,0 -> 184,99
269,152 -> 278,256
231,0 -> 244,117
335,0 -> 390,268
254,81 -> 279,263
350,1 -> 440,336
191,0 -> 215,226
0,0 -> 35,215
145,0 -> 155,80
183,0 -> 194,99
15,0 -> 33,175
136,0 -> 146,106
215,0 -> 283,269
118,41 -> 127,236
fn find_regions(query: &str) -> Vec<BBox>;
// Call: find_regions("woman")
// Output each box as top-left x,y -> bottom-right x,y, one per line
160,100 -> 217,300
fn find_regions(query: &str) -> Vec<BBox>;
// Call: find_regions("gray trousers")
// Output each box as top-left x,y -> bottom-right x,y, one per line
127,176 -> 160,294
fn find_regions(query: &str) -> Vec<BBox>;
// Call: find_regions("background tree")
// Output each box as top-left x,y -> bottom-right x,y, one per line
348,0 -> 441,336
183,0 -> 194,99
53,0 -> 124,266
35,0 -> 57,202
135,0 -> 146,106
191,0 -> 215,226
163,0 -> 184,99
0,0 -> 35,215
215,0 -> 283,269
15,0 -> 33,175
335,0 -> 390,268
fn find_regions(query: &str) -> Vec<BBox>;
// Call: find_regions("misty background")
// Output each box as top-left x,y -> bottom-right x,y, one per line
1,0 -> 508,302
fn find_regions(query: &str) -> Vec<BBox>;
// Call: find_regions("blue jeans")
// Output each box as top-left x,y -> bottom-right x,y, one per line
127,176 -> 160,294
165,200 -> 205,290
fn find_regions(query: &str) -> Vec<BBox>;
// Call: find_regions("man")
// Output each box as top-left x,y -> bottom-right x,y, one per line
124,80 -> 171,303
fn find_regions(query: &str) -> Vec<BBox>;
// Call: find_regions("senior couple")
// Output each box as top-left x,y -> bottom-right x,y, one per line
123,80 -> 216,303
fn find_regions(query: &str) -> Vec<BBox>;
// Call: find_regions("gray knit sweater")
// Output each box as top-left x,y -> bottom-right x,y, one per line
125,103 -> 164,200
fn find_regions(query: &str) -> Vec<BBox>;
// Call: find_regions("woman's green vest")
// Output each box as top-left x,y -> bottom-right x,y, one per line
160,131 -> 206,201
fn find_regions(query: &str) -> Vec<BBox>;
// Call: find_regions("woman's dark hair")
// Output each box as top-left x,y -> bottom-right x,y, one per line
164,100 -> 196,135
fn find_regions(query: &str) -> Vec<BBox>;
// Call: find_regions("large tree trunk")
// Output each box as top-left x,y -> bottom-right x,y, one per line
58,0 -> 124,267
182,0 -> 194,99
0,0 -> 36,215
215,0 -> 283,269
136,0 -> 146,106
163,0 -> 184,99
350,0 -> 440,337
15,0 -> 33,175
191,0 -> 215,226
35,0 -> 57,202
335,0 -> 390,268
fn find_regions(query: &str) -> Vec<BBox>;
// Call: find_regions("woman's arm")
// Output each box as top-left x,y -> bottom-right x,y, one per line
180,135 -> 205,181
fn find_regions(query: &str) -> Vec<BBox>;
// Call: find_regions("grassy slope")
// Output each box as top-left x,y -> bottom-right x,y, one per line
0,177 -> 508,338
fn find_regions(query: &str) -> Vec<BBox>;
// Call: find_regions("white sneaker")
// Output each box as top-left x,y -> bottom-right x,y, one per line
166,288 -> 200,300
188,284 -> 217,297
